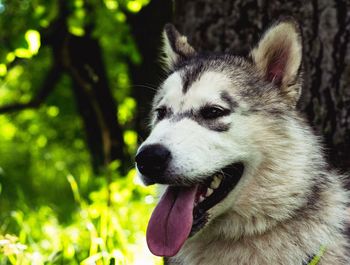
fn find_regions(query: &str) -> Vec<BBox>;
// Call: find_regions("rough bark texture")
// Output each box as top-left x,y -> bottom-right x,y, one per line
173,0 -> 350,173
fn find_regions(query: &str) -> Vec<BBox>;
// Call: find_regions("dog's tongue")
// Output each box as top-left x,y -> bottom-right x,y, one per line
146,185 -> 197,257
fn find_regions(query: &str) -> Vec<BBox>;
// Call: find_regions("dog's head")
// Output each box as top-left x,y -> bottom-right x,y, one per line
136,19 -> 313,257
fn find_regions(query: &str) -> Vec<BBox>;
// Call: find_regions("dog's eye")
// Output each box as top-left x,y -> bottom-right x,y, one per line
200,106 -> 229,119
155,107 -> 167,120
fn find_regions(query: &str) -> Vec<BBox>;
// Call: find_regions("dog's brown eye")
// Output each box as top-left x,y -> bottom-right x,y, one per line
155,107 -> 167,120
201,106 -> 229,119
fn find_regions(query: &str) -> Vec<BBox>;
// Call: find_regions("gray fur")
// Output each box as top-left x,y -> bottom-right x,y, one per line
137,19 -> 350,265
220,91 -> 239,110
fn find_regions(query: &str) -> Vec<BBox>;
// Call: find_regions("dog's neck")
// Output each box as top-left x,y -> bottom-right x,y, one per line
169,166 -> 349,265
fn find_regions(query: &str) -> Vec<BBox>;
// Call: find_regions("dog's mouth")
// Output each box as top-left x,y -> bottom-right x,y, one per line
146,162 -> 244,257
192,163 -> 244,235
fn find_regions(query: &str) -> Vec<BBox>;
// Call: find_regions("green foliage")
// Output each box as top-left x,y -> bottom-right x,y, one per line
0,0 -> 159,264
0,169 -> 161,265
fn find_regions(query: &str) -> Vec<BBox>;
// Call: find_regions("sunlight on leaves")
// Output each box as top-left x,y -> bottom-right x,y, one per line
39,19 -> 49,27
115,12 -> 126,22
36,135 -> 47,148
34,5 -> 46,17
104,0 -> 119,10
75,8 -> 86,19
14,48 -> 31,59
118,97 -> 136,124
68,0 -> 87,36
14,30 -> 41,59
46,106 -> 60,117
74,0 -> 84,8
25,30 -> 41,54
124,130 -> 137,150
127,1 -> 142,13
0,119 -> 16,141
6,52 -> 15,63
69,26 -> 85,36
126,0 -> 151,13
0,64 -> 7,76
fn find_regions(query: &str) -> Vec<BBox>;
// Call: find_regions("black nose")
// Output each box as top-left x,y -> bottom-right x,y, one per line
135,144 -> 171,179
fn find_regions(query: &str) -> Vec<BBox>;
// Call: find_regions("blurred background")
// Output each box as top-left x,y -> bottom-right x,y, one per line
0,0 -> 349,264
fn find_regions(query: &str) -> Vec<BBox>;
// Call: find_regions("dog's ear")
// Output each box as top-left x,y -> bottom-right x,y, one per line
250,18 -> 303,106
161,23 -> 196,71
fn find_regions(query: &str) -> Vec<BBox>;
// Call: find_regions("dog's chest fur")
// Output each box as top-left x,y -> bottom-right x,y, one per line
169,227 -> 349,265
169,238 -> 348,265
168,177 -> 349,265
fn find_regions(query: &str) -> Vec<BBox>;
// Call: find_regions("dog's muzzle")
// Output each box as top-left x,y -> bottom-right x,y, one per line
135,143 -> 245,257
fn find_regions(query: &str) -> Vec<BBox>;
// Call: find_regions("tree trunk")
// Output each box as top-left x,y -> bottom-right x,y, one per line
128,0 -> 173,141
47,2 -> 126,172
173,0 -> 350,173
63,32 -> 126,171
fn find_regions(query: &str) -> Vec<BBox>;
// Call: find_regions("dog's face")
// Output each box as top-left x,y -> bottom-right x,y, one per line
136,19 -> 305,257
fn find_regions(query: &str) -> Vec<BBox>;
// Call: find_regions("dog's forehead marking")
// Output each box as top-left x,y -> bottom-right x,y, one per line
181,62 -> 205,94
220,91 -> 239,110
161,71 -> 236,111
155,71 -> 236,132
183,71 -> 233,108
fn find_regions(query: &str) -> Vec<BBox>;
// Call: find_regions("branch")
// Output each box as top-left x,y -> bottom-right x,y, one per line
0,64 -> 61,114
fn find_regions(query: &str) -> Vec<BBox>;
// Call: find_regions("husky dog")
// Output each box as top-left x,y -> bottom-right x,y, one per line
135,18 -> 350,265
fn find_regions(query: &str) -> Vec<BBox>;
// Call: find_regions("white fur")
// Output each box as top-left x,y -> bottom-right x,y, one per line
137,20 -> 350,265
139,71 -> 254,182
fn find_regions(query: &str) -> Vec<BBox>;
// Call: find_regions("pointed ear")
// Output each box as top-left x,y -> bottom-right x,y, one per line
161,23 -> 196,71
250,18 -> 303,106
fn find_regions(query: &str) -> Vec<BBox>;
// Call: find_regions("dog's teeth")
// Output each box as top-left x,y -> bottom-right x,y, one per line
210,176 -> 222,189
218,173 -> 224,179
206,188 -> 214,197
199,195 -> 205,203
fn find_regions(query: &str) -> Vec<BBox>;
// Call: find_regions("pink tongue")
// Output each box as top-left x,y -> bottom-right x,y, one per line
146,185 -> 198,257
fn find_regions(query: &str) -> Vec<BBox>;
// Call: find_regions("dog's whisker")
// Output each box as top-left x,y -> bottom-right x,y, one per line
132,84 -> 158,92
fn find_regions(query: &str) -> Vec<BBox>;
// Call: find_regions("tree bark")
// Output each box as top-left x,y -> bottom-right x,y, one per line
62,32 -> 126,171
46,1 -> 126,171
173,0 -> 350,172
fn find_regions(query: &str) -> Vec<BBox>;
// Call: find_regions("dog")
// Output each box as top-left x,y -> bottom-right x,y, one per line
135,18 -> 350,265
